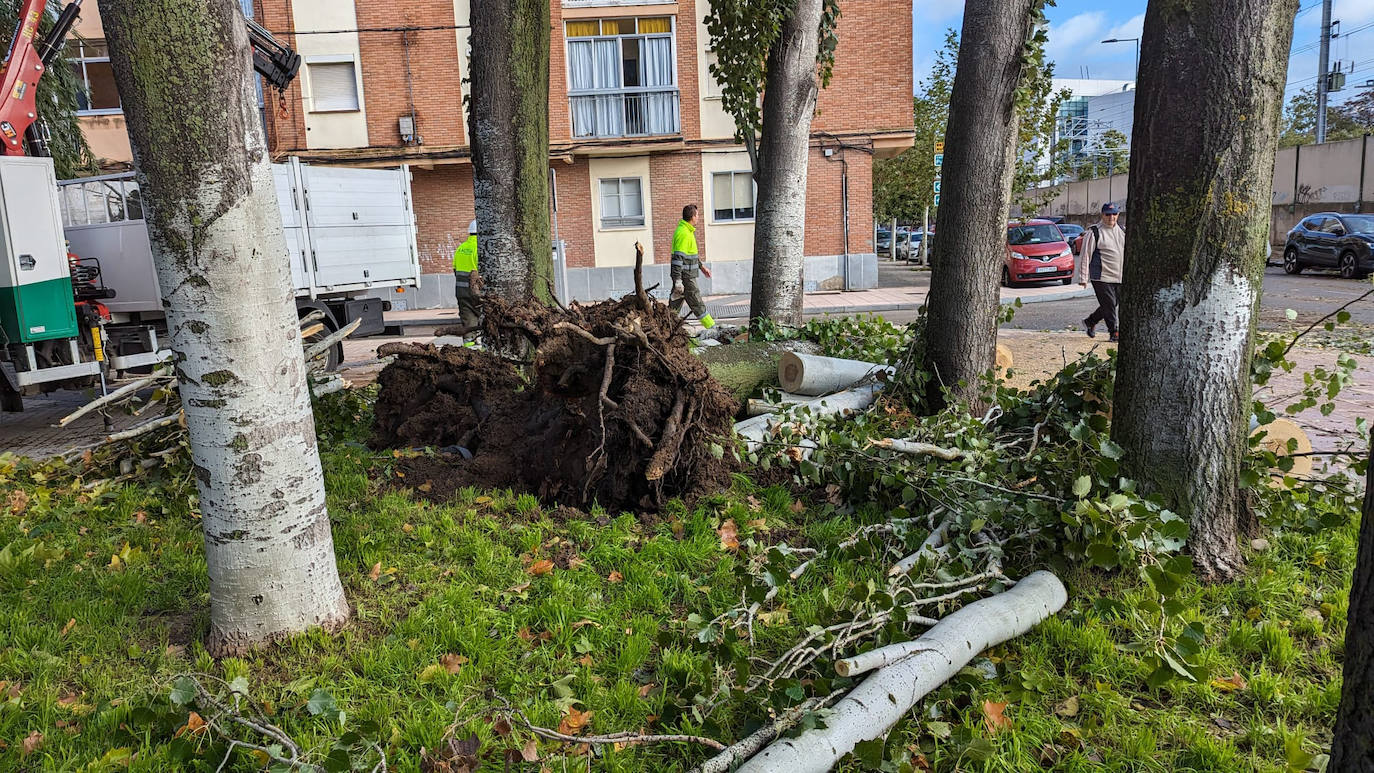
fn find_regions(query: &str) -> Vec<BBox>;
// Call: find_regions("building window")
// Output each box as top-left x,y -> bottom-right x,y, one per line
566,17 -> 680,138
712,171 -> 754,222
599,177 -> 645,228
67,40 -> 120,114
307,59 -> 361,112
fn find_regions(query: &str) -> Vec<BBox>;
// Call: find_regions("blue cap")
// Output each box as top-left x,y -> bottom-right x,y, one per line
1101,202 -> 1121,215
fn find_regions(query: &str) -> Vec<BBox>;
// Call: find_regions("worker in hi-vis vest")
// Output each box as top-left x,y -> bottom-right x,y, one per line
452,220 -> 482,341
669,204 -> 714,329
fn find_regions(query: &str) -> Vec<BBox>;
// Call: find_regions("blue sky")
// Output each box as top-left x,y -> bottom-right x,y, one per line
911,0 -> 1374,102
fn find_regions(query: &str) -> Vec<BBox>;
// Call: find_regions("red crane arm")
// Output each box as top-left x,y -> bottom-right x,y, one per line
0,0 -> 48,156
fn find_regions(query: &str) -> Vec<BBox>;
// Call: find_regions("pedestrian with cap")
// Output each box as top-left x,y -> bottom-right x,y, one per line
452,220 -> 482,339
1076,202 -> 1125,343
669,204 -> 715,329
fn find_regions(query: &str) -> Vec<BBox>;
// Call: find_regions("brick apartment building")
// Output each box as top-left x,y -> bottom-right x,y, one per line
67,0 -> 914,306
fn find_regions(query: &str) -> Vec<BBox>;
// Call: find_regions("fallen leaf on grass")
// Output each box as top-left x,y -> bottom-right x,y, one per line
527,559 -> 555,576
20,730 -> 42,756
132,511 -> 147,524
521,739 -> 539,762
418,664 -> 447,683
558,707 -> 593,735
567,556 -> 587,570
492,716 -> 512,737
982,701 -> 1012,735
1054,695 -> 1079,718
507,581 -> 531,594
7,489 -> 28,515
607,571 -> 623,584
718,520 -> 740,551
790,499 -> 805,514
784,446 -> 805,462
577,654 -> 594,667
745,495 -> 762,512
1210,672 -> 1248,692
402,523 -> 414,533
56,690 -> 80,707
441,653 -> 469,674
368,562 -> 382,581
572,619 -> 601,629
747,518 -> 768,531
637,683 -> 655,698
59,618 -> 75,637
670,518 -> 685,540
418,481 -> 433,493
475,496 -> 493,505
175,711 -> 208,738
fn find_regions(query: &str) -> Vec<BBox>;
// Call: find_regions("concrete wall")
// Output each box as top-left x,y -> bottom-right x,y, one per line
1022,135 -> 1374,241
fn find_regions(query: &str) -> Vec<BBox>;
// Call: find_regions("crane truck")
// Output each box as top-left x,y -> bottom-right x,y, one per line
0,0 -> 420,413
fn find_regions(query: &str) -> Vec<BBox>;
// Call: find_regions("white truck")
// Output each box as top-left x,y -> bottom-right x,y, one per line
1,157 -> 421,411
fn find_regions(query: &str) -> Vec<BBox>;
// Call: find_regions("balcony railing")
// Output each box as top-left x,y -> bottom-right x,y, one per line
570,88 -> 680,139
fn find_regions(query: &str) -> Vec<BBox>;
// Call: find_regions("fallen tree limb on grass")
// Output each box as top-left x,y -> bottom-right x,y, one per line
735,571 -> 1068,773
872,438 -> 966,460
734,383 -> 883,453
689,691 -> 846,773
57,369 -> 173,427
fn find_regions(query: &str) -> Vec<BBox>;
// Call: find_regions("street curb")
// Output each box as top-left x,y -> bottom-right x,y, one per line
387,287 -> 1096,328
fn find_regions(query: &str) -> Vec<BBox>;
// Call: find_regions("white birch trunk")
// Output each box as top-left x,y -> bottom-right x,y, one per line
102,0 -> 349,655
736,571 -> 1067,773
748,0 -> 824,325
734,383 -> 882,453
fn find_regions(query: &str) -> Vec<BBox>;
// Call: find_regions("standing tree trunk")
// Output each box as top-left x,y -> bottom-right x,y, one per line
1330,438 -> 1374,768
101,0 -> 350,655
1111,0 -> 1297,581
921,1 -> 1036,408
748,0 -> 824,326
469,0 -> 553,303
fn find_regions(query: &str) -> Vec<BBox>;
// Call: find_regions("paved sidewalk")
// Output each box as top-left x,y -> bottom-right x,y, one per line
382,281 -> 1092,329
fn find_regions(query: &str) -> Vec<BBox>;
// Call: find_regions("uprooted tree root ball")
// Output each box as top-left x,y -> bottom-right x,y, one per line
370,283 -> 740,511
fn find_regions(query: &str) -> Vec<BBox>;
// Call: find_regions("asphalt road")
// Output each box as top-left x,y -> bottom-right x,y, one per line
869,262 -> 1374,333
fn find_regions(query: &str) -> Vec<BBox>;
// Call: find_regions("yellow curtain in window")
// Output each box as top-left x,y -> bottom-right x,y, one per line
600,19 -> 623,35
637,17 -> 671,34
565,20 -> 599,37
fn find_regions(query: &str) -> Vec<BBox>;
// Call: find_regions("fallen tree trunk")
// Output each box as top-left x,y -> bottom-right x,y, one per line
734,383 -> 883,453
744,392 -> 810,417
734,571 -> 1067,773
699,340 -> 822,402
778,352 -> 893,396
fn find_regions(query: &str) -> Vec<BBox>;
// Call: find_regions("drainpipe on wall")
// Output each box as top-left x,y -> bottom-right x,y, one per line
1292,143 -> 1301,214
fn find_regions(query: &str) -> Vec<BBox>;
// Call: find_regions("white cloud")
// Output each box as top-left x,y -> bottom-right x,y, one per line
912,0 -> 964,24
1104,13 -> 1145,42
1047,11 -> 1108,61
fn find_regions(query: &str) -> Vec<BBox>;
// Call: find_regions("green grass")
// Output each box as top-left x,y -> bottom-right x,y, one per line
0,393 -> 1357,772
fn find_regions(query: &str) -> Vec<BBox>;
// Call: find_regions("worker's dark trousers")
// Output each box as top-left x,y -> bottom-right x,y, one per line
1085,280 -> 1121,334
669,267 -> 707,319
453,271 -> 481,329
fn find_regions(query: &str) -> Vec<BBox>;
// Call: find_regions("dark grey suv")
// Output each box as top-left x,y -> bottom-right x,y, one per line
1283,213 -> 1374,278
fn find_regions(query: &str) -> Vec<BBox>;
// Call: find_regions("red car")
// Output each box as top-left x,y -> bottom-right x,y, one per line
1002,219 -> 1075,287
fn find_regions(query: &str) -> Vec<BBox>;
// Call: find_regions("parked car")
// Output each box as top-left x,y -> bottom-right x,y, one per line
1283,213 -> 1374,278
1057,223 -> 1085,251
1003,219 -> 1074,287
876,227 -> 910,260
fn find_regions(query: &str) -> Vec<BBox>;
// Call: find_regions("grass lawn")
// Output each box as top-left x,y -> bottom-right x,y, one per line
0,388 -> 1357,772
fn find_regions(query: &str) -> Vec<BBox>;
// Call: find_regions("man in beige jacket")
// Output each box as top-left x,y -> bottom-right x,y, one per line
1076,201 -> 1125,343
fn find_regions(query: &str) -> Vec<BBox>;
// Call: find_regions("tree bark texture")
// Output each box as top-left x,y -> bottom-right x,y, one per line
1331,442 -> 1374,770
748,0 -> 824,326
921,0 -> 1035,408
101,0 -> 350,654
468,0 -> 553,304
1111,0 -> 1297,580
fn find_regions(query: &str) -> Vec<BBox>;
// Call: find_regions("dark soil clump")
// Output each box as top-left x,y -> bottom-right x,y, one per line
371,276 -> 739,511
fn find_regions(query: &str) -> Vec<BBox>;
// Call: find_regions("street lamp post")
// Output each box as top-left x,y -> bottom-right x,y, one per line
1101,37 -> 1140,79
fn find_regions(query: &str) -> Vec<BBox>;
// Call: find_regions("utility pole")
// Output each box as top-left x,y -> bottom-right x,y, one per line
1317,0 -> 1333,143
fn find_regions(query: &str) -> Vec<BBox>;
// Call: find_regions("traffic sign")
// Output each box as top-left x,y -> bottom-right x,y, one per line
933,179 -> 941,194
934,140 -> 945,154
934,193 -> 941,206
934,153 -> 943,168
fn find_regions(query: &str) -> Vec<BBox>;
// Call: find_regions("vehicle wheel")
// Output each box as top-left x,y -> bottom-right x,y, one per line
1061,277 -> 1073,286
300,312 -> 342,373
1001,267 -> 1014,288
1282,248 -> 1303,275
1339,251 -> 1359,279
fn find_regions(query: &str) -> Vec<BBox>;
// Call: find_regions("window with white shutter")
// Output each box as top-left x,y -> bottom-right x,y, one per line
308,60 -> 361,112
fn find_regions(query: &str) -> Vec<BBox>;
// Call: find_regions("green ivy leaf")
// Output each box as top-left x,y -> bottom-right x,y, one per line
169,676 -> 197,706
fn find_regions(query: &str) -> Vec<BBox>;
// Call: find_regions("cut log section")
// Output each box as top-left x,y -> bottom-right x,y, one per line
995,343 -> 1013,373
733,571 -> 1068,773
734,383 -> 883,453
1250,417 -> 1313,481
777,352 -> 894,396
